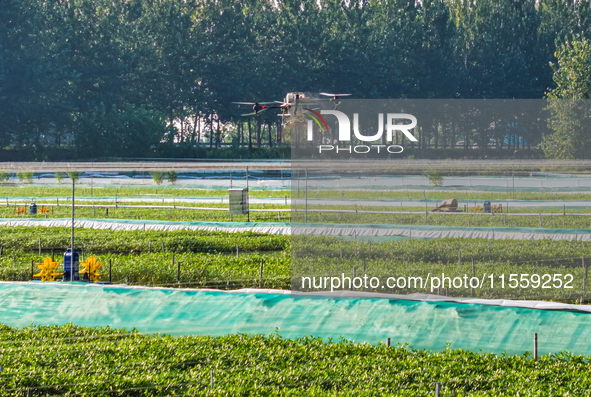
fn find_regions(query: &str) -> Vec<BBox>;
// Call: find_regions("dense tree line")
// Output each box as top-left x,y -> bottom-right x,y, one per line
1,0 -> 591,160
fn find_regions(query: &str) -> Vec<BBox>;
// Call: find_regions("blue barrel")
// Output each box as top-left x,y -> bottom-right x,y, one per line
483,201 -> 491,213
29,202 -> 37,215
63,249 -> 80,281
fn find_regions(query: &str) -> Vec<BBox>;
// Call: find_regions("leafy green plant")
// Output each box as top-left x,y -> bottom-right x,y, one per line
151,172 -> 164,185
0,324 -> 590,396
423,170 -> 443,186
67,172 -> 80,182
16,171 -> 33,183
55,173 -> 64,183
0,173 -> 10,182
166,170 -> 178,184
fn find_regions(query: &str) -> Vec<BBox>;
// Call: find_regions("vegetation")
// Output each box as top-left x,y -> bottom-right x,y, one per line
67,171 -> 80,182
150,172 -> 164,185
544,37 -> 591,159
0,324 -> 589,396
423,170 -> 444,186
3,0 -> 591,159
16,172 -> 33,183
167,170 -> 178,184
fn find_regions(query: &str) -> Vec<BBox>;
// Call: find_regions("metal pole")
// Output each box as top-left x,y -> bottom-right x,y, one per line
534,333 -> 538,360
512,163 -> 515,200
305,168 -> 308,223
71,177 -> 75,282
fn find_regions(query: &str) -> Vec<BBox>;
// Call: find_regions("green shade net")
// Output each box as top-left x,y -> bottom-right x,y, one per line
2,282 -> 590,356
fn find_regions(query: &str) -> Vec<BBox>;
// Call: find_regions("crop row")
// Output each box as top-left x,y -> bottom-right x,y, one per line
293,211 -> 591,229
293,236 -> 591,264
1,251 -> 290,289
0,227 -> 289,254
4,184 -> 591,202
0,185 -> 289,198
293,257 -> 587,301
6,205 -> 591,229
0,324 -> 589,396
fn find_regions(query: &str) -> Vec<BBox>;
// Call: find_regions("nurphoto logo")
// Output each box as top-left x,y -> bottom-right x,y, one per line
305,109 -> 418,154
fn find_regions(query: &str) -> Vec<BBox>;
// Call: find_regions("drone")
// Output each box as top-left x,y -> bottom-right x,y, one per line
233,92 -> 352,117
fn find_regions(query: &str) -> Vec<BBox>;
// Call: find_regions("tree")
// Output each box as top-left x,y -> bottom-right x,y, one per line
167,171 -> 178,184
544,37 -> 591,159
151,172 -> 164,185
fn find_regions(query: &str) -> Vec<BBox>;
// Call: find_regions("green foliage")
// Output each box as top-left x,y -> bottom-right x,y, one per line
54,173 -> 63,183
166,170 -> 178,184
151,172 -> 164,185
0,325 -> 590,395
16,172 -> 33,183
2,0 -> 591,159
0,227 -> 289,254
544,38 -> 591,159
0,173 -> 10,182
423,170 -> 443,186
67,171 -> 80,181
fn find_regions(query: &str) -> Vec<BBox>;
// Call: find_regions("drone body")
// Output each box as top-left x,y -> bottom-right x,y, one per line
233,92 -> 352,117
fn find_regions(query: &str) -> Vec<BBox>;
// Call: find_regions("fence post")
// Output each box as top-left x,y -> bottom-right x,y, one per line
259,261 -> 264,288
534,333 -> 538,360
31,260 -> 34,280
236,244 -> 239,256
471,258 -> 475,298
109,259 -> 112,284
582,257 -> 588,304
387,338 -> 391,347
435,382 -> 441,397
211,368 -> 214,390
38,238 -> 41,256
177,261 -> 181,284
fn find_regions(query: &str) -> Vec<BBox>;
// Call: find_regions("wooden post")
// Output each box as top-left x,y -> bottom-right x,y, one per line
259,261 -> 264,287
435,383 -> 441,397
38,238 -> 41,256
177,261 -> 181,284
109,259 -> 112,284
387,338 -> 391,347
534,333 -> 538,360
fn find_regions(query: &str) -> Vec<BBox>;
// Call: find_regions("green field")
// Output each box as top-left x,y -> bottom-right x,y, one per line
0,324 -> 588,396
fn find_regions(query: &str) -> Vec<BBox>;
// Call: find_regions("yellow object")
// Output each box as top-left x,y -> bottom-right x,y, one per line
473,206 -> 483,212
33,258 -> 63,282
80,256 -> 103,282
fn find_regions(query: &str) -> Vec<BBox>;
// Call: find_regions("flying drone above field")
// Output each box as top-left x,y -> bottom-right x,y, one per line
232,92 -> 352,116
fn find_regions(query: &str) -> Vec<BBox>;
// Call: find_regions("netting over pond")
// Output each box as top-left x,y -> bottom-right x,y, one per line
2,282 -> 591,356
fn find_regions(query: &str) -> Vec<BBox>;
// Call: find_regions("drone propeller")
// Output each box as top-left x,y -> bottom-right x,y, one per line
319,93 -> 352,98
232,101 -> 276,105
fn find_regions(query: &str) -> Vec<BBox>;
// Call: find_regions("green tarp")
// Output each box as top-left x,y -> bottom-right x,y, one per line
2,282 -> 591,356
